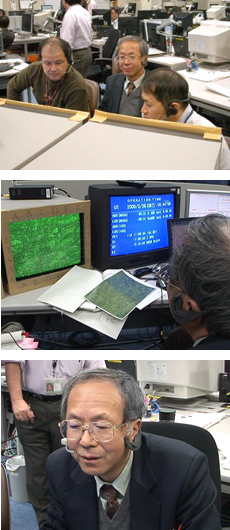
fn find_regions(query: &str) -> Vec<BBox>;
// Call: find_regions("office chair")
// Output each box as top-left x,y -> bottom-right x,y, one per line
141,421 -> 222,517
85,78 -> 99,117
86,29 -> 120,84
1,464 -> 10,530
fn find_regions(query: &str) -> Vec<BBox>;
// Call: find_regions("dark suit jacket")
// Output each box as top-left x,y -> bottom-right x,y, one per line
192,335 -> 230,350
43,432 -> 221,530
98,71 -> 149,116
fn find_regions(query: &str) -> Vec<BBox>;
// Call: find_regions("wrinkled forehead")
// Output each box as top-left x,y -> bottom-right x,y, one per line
119,41 -> 141,55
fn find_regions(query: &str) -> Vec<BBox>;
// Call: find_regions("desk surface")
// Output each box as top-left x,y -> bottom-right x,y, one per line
21,119 -> 221,170
0,106 -> 83,170
180,69 -> 230,117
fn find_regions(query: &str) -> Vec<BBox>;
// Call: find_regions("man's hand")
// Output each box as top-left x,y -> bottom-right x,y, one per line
12,399 -> 35,423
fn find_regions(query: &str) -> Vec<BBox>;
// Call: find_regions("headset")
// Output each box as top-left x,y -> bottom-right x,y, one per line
125,429 -> 142,451
171,293 -> 206,324
39,37 -> 74,66
164,93 -> 191,117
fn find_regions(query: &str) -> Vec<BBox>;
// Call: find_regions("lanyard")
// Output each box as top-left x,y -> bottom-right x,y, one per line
184,109 -> 194,123
45,75 -> 66,106
52,360 -> 58,377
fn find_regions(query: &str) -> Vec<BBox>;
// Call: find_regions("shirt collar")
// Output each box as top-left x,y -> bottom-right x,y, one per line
193,336 -> 208,348
177,103 -> 193,123
123,71 -> 145,91
94,451 -> 133,498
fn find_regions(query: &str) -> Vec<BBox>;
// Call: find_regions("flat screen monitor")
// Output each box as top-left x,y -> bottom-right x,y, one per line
146,20 -> 168,51
92,9 -> 111,26
173,11 -> 198,28
172,36 -> 189,56
155,10 -> 169,18
185,189 -> 230,218
1,197 -> 91,296
167,217 -> 195,257
41,4 -> 53,10
88,183 -> 181,270
136,360 -> 224,399
128,3 -> 136,14
21,13 -> 33,32
118,15 -> 139,35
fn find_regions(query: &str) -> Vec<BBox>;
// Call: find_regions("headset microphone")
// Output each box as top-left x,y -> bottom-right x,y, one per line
125,430 -> 142,451
171,293 -> 205,324
165,92 -> 191,118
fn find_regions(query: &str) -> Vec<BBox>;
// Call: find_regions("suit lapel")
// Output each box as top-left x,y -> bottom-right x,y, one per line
114,74 -> 125,112
63,466 -> 98,530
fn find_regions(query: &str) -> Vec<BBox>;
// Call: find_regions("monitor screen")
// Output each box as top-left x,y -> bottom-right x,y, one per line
21,13 -> 33,32
9,213 -> 82,280
41,4 -> 53,10
185,189 -> 230,218
88,184 -> 181,270
167,217 -> 195,257
118,15 -> 139,35
92,9 -> 111,26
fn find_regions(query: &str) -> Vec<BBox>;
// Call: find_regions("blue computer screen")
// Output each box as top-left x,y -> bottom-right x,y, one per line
110,193 -> 175,257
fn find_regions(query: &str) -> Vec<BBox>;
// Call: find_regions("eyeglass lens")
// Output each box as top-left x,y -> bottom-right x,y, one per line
60,420 -> 114,442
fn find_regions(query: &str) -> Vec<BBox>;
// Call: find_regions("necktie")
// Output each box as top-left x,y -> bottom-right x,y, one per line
127,82 -> 135,96
101,484 -> 119,519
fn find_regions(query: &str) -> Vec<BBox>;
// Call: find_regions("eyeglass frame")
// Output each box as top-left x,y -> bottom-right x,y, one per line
59,419 -> 130,443
117,54 -> 142,62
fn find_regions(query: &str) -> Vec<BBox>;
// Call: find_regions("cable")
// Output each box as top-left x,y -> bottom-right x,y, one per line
54,187 -> 71,197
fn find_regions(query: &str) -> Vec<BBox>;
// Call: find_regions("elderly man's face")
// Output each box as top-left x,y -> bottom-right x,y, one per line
41,44 -> 68,81
118,41 -> 146,82
66,380 -> 140,483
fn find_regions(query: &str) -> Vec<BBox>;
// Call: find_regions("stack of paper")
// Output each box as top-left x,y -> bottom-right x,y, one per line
37,267 -> 161,339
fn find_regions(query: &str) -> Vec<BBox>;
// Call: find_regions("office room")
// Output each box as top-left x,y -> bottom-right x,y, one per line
1,358 -> 230,530
1,177 -> 230,351
1,0 -> 230,169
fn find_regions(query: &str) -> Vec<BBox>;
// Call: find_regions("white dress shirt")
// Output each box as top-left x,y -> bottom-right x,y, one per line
178,104 -> 230,170
60,4 -> 91,50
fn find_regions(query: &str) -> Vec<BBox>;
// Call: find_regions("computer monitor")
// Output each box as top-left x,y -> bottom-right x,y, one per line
185,189 -> 230,218
155,10 -> 169,19
41,4 -> 53,10
8,10 -> 25,15
128,3 -> 136,14
172,36 -> 189,56
167,217 -> 195,258
118,15 -> 139,35
1,197 -> 91,296
188,20 -> 230,63
136,360 -> 224,400
21,13 -> 33,32
146,20 -> 168,51
92,9 -> 111,26
88,183 -> 181,270
173,11 -> 198,29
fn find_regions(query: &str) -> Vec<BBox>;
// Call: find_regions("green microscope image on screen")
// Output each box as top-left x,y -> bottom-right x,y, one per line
9,213 -> 82,280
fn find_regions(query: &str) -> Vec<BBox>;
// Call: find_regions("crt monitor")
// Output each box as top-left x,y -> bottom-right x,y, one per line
118,15 -> 139,35
1,196 -> 91,296
88,183 -> 181,271
92,9 -> 111,26
185,188 -> 230,218
21,13 -> 33,32
136,360 -> 225,400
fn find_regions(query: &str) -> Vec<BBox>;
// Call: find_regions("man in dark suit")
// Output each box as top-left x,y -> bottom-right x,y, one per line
99,36 -> 149,116
166,214 -> 230,350
43,368 -> 221,530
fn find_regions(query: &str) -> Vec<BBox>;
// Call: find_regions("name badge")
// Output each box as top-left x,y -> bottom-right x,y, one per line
43,377 -> 64,395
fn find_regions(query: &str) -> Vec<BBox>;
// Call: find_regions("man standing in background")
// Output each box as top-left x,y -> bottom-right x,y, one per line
60,0 -> 92,77
2,360 -> 106,529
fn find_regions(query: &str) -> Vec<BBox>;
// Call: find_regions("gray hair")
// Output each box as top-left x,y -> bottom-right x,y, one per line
169,214 -> 230,338
116,35 -> 149,61
61,368 -> 146,421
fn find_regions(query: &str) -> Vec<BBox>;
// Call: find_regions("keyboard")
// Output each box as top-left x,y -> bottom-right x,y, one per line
0,63 -> 12,73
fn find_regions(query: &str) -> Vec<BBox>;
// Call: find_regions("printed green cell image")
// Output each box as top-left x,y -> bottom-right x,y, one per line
9,213 -> 82,280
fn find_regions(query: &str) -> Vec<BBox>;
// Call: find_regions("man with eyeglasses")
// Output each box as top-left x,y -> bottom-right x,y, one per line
43,368 -> 221,530
98,35 -> 149,116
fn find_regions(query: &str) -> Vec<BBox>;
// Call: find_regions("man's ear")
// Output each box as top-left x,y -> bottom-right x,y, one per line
125,419 -> 142,451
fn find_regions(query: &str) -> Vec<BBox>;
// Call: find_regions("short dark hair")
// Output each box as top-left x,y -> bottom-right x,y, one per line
169,214 -> 230,338
111,7 -> 119,13
64,0 -> 81,5
61,368 -> 146,422
0,15 -> 9,28
142,69 -> 189,109
39,36 -> 73,64
0,8 -> 5,16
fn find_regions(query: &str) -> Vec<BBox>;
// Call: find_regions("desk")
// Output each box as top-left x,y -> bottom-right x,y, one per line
148,54 -> 187,71
0,57 -> 25,90
91,37 -> 107,58
0,101 -> 89,170
12,34 -> 48,62
180,69 -> 230,120
20,115 -> 222,170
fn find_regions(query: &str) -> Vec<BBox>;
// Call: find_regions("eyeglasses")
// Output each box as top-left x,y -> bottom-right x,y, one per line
118,54 -> 141,62
59,420 -> 128,443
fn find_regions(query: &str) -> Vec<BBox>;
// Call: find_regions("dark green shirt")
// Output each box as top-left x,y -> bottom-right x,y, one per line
7,61 -> 89,112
